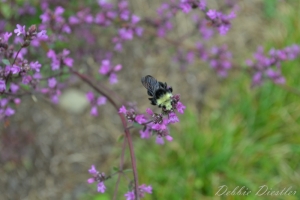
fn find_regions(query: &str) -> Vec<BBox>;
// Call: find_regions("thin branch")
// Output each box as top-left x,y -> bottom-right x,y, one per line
113,137 -> 127,200
70,68 -> 140,199
12,47 -> 23,65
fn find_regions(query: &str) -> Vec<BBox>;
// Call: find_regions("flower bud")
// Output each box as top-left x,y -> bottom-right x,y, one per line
28,25 -> 37,35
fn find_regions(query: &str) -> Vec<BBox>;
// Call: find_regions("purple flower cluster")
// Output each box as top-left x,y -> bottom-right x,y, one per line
208,45 -> 232,77
119,94 -> 186,145
39,77 -> 61,104
179,0 -> 206,13
87,165 -> 107,193
40,6 -> 71,35
47,49 -> 74,70
86,91 -> 107,116
0,98 -> 18,120
98,60 -> 122,84
124,184 -> 152,200
173,49 -> 194,70
246,45 -> 300,86
0,25 -> 49,117
69,8 -> 94,25
174,42 -> 232,76
13,24 -> 47,47
205,9 -> 236,35
87,165 -> 152,199
153,3 -> 176,37
147,0 -> 234,38
67,0 -> 144,52
113,14 -> 143,51
192,15 -> 214,40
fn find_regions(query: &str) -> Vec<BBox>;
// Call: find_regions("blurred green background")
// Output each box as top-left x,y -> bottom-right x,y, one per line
1,0 -> 300,200
128,1 -> 300,200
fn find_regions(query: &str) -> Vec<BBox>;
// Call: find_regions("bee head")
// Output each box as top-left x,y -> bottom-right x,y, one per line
154,89 -> 166,99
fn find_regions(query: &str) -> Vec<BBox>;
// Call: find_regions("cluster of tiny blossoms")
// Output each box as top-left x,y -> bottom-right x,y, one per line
146,0 -> 236,37
0,24 -> 47,119
68,0 -> 144,52
87,165 -> 152,199
172,43 -> 232,76
119,94 -> 186,145
98,59 -> 122,84
246,45 -> 300,86
86,91 -> 107,116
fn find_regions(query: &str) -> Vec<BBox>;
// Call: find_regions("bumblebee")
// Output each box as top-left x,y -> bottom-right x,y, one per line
141,75 -> 173,110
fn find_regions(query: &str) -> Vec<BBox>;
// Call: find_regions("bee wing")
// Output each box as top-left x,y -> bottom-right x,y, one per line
141,75 -> 159,96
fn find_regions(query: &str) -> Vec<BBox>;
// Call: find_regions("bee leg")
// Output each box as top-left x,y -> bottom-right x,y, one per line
164,82 -> 168,89
168,87 -> 173,93
149,98 -> 157,105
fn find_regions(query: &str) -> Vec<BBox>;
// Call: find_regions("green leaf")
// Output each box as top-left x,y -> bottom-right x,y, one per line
2,59 -> 11,66
117,134 -> 124,142
1,4 -> 12,18
112,166 -> 119,171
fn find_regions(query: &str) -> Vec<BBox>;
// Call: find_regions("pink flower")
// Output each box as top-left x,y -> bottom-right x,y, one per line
54,6 -> 64,16
14,24 -> 25,36
14,98 -> 21,105
87,165 -> 106,193
99,60 -> 111,74
3,32 -> 12,42
64,57 -> 73,67
176,102 -> 186,114
48,78 -> 57,88
97,182 -> 106,193
5,107 -> 15,116
1,99 -> 8,107
206,10 -> 218,19
131,15 -> 140,24
97,97 -> 107,106
124,184 -> 152,199
168,112 -> 179,124
119,28 -> 133,40
90,106 -> 98,116
139,184 -> 152,195
109,73 -> 118,84
47,49 -> 57,60
124,191 -> 135,200
139,128 -> 151,139
30,61 -> 42,72
156,136 -> 164,144
10,65 -> 20,74
37,30 -> 48,39
114,64 -> 122,71
40,12 -> 50,23
146,108 -> 154,115
88,165 -> 98,175
69,16 -> 80,24
10,83 -> 19,93
119,105 -> 127,114
152,119 -> 168,131
135,114 -> 147,124
86,91 -> 95,103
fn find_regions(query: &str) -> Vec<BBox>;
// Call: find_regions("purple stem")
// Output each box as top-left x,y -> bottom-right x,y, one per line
70,68 -> 140,199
